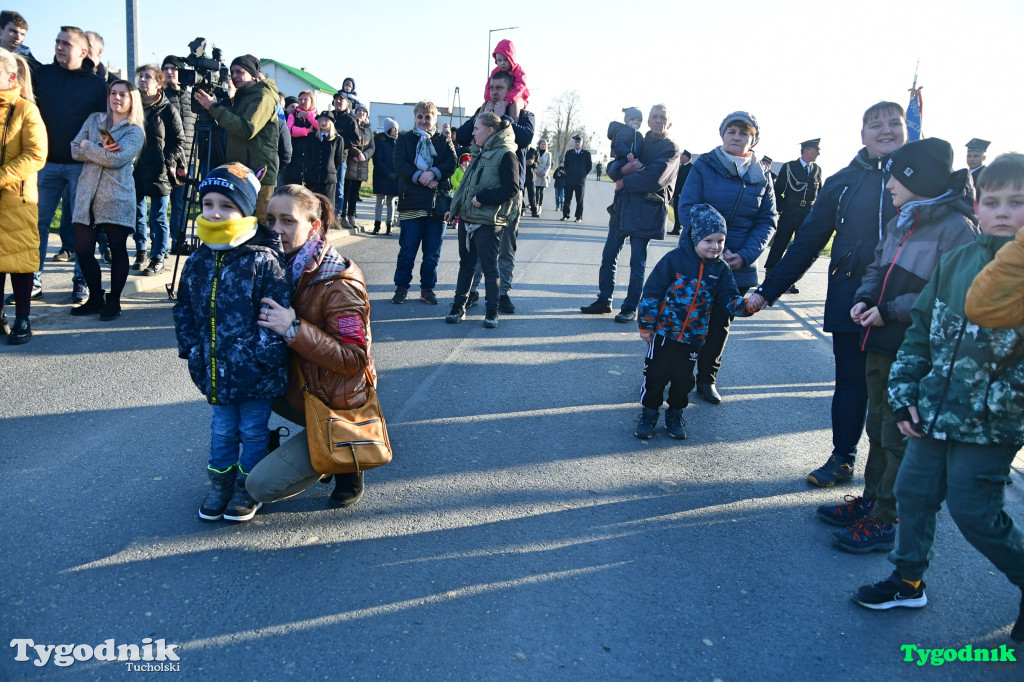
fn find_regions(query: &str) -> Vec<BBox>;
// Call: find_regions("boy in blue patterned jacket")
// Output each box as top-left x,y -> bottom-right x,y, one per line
173,163 -> 290,523
635,204 -> 755,439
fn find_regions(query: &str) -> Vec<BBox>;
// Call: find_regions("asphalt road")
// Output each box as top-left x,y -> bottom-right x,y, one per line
2,178 -> 1022,681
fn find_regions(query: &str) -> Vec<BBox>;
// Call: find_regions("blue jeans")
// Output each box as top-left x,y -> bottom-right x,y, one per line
135,194 -> 170,259
597,224 -> 649,312
334,161 -> 347,214
393,215 -> 445,291
209,399 -> 273,474
168,184 -> 187,250
36,162 -> 83,276
554,187 -> 564,207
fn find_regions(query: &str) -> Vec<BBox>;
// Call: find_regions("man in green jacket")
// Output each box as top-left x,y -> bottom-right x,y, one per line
194,55 -> 279,222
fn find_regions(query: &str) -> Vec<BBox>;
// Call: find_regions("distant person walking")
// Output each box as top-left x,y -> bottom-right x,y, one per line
561,135 -> 592,222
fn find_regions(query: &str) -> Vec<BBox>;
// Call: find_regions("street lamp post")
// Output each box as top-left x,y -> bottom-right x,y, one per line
487,26 -> 518,82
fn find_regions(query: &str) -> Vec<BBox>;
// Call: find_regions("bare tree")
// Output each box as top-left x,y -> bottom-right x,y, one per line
546,90 -> 587,160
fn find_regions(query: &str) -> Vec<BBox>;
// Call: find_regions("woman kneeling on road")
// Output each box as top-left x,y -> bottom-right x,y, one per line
444,112 -> 520,329
247,184 -> 376,508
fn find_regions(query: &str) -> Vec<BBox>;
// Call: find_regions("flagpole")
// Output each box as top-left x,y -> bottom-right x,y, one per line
906,59 -> 923,141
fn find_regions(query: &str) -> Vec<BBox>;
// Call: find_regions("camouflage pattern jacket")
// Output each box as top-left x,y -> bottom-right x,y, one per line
888,234 -> 1024,447
173,223 -> 290,405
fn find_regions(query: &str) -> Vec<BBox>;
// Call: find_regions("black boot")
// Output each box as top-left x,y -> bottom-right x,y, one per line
99,293 -> 121,321
664,408 -> 687,440
386,221 -> 393,235
70,289 -> 106,316
635,408 -> 659,439
329,471 -> 364,508
222,472 -> 262,522
198,467 -> 237,521
131,250 -> 148,271
373,221 -> 381,234
7,316 -> 30,345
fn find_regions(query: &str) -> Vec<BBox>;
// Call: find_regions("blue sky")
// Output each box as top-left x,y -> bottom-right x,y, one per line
27,0 -> 1023,175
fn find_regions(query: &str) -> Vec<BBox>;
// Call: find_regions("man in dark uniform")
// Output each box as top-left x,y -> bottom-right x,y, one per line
966,138 -> 990,200
765,139 -> 822,294
668,149 -> 692,235
760,155 -> 777,184
561,135 -> 592,222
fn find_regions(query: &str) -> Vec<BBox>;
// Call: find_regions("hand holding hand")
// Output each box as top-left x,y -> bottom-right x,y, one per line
418,170 -> 436,186
256,297 -> 296,336
621,159 -> 643,175
850,302 -> 867,323
745,293 -> 767,312
859,306 -> 885,327
722,250 -> 745,270
897,405 -> 924,438
492,101 -> 508,117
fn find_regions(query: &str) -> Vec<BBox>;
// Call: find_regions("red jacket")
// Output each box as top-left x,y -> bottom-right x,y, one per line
484,39 -> 529,106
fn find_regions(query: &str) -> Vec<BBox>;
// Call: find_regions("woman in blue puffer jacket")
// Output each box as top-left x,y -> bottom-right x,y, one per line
678,111 -> 777,403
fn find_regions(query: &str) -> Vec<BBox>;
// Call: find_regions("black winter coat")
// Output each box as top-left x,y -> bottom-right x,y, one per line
33,58 -> 107,165
563,148 -> 593,186
394,130 -> 457,213
606,132 -> 680,241
134,94 -> 185,198
305,132 -> 346,186
755,148 -> 899,333
164,85 -> 197,170
372,132 -> 400,196
173,223 -> 290,405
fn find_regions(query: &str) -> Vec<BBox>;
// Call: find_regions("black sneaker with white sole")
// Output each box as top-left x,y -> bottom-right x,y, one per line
853,571 -> 927,610
222,475 -> 262,522
142,258 -> 164,276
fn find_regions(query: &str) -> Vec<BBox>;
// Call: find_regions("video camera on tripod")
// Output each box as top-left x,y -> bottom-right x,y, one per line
175,37 -> 231,114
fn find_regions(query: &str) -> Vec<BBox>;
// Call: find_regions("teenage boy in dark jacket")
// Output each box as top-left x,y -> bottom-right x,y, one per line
747,102 -> 906,489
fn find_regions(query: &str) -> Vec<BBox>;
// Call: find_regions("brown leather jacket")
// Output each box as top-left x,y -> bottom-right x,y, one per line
285,247 -> 374,414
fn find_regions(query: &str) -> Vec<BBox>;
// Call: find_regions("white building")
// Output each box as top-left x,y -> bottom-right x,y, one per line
370,102 -> 470,133
260,59 -> 336,113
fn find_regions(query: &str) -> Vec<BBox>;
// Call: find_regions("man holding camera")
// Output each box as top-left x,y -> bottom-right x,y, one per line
194,55 -> 279,221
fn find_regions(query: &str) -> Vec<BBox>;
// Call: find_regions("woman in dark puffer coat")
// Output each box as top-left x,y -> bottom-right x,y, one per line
372,117 -> 400,235
678,111 -> 777,404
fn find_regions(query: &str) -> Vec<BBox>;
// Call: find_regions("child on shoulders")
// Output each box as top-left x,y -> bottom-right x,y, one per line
483,39 -> 529,110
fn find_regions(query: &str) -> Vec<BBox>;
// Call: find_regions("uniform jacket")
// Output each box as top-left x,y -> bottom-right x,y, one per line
32,58 -> 107,165
394,129 -> 457,213
856,172 -> 978,357
755,147 -> 898,332
134,93 -> 185,198
164,85 -> 196,172
607,131 -> 680,241
534,149 -> 552,187
774,159 -> 822,212
0,87 -> 47,274
639,233 -> 752,346
345,120 -> 375,182
965,226 -> 1024,329
372,132 -> 399,196
889,234 -> 1024,447
284,243 -> 373,414
70,114 -> 145,228
562,147 -> 592,187
209,78 -> 280,186
678,147 -> 777,288
483,39 -> 529,106
173,223 -> 290,405
450,125 -> 520,227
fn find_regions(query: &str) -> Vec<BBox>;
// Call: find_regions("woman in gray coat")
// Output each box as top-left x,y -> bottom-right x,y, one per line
70,80 -> 146,320
534,138 -> 552,213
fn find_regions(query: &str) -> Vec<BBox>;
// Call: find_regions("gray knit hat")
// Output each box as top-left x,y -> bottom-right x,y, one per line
689,204 -> 728,246
623,107 -> 643,125
719,111 -> 760,147
382,117 -> 399,133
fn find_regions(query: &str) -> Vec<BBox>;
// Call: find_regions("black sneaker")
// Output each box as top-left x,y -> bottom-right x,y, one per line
483,310 -> 499,328
131,250 -> 148,271
392,287 -> 408,304
853,571 -> 927,610
817,495 -> 874,527
222,475 -> 262,522
420,289 -> 438,305
832,516 -> 896,554
445,304 -> 465,323
574,218 -> 582,223
614,308 -> 637,323
635,408 -> 659,439
466,291 -> 480,308
808,455 -> 854,487
580,299 -> 612,314
198,467 -> 237,521
7,316 -> 30,345
142,258 -> 164,276
52,249 -> 73,262
71,281 -> 88,304
498,294 -> 516,314
664,408 -> 686,439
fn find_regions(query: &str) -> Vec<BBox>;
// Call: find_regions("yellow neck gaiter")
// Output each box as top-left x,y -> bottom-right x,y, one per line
196,215 -> 258,251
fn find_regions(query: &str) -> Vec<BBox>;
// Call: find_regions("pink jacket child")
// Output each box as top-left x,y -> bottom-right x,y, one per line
287,105 -> 320,138
483,39 -> 529,108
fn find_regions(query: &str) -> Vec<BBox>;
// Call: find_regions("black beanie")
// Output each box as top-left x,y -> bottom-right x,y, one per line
230,55 -> 261,79
886,138 -> 954,198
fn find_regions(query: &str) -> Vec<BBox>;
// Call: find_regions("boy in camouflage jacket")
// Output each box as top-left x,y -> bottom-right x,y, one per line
852,153 -> 1024,643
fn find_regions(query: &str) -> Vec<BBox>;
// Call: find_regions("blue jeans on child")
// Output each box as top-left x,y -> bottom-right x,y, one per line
208,399 -> 273,474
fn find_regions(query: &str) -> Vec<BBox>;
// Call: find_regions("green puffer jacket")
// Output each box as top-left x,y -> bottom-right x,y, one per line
451,125 -> 519,227
209,78 -> 280,186
888,234 -> 1024,447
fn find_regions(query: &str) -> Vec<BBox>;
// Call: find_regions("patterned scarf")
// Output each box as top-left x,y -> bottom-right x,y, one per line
287,235 -> 324,289
414,127 -> 436,172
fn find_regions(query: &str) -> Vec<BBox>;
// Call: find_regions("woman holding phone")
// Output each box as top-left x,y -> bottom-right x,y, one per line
70,80 -> 145,320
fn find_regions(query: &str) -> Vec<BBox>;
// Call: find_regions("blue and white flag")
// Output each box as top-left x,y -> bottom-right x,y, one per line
906,86 -> 924,141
